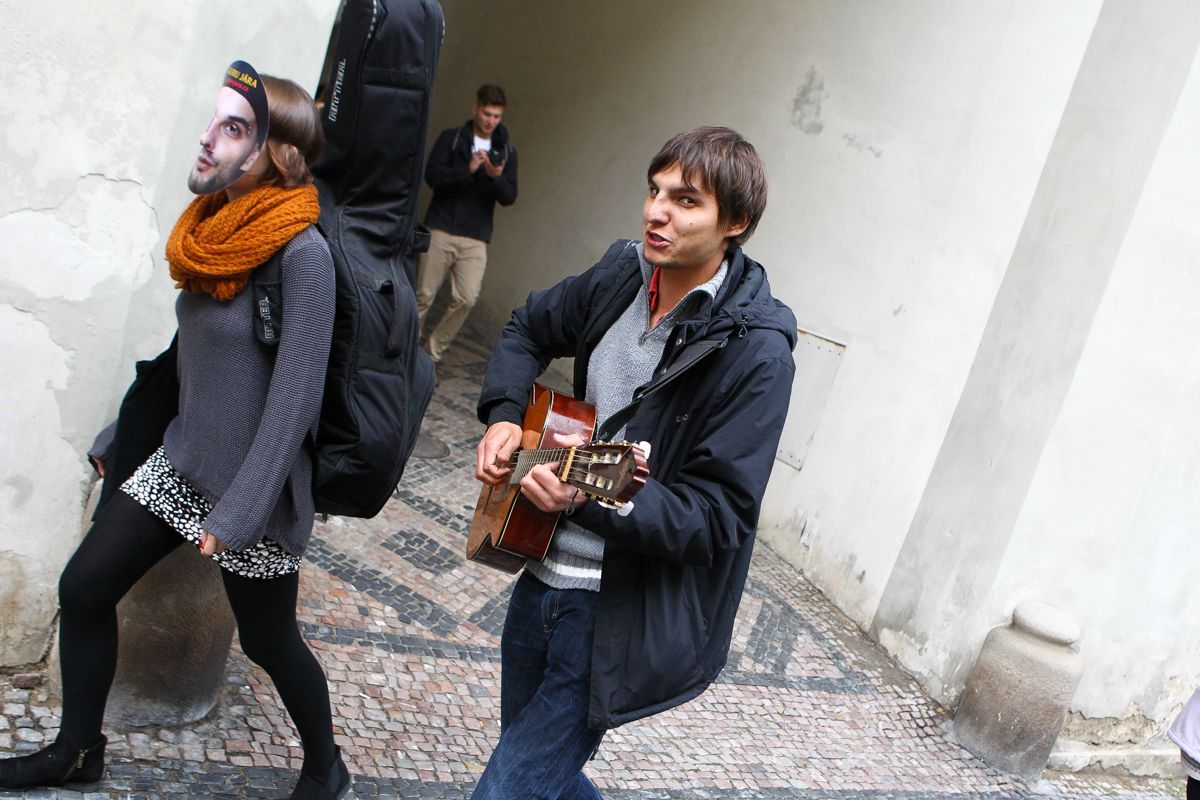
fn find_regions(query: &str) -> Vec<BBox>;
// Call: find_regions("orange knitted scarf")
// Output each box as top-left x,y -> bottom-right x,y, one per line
166,184 -> 320,301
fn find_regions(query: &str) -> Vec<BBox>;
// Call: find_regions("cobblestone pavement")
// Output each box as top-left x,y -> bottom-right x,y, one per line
0,317 -> 1184,799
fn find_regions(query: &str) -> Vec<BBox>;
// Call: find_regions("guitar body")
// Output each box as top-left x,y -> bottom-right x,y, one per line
467,384 -> 596,573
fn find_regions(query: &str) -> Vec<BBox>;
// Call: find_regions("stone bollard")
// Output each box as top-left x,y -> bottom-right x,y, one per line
106,545 -> 236,727
953,601 -> 1083,778
49,483 -> 236,728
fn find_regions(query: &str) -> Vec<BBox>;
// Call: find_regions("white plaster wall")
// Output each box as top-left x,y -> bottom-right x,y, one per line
0,0 -> 335,665
736,2 -> 1102,629
428,0 -> 1100,628
868,0 -> 1200,733
986,44 -> 1200,736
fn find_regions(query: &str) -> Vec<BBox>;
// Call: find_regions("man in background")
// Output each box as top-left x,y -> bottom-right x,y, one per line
416,83 -> 518,369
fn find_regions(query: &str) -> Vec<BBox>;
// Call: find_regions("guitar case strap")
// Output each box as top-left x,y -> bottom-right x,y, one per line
595,332 -> 732,442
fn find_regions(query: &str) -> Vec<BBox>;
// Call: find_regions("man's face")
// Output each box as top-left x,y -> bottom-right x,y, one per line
472,103 -> 504,137
642,165 -> 746,273
187,86 -> 263,195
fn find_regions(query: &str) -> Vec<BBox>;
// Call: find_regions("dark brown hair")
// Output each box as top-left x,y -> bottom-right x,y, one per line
259,75 -> 324,188
647,126 -> 767,246
475,83 -> 507,107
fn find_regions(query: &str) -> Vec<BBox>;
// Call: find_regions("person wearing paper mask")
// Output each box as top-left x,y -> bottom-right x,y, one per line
0,61 -> 350,800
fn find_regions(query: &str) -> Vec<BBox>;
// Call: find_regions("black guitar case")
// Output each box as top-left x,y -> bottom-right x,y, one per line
305,0 -> 444,517
315,0 -> 444,278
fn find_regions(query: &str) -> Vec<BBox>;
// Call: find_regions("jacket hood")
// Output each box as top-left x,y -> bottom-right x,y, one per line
703,248 -> 797,350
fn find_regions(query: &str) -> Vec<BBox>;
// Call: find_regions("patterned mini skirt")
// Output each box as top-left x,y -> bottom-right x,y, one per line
121,447 -> 301,580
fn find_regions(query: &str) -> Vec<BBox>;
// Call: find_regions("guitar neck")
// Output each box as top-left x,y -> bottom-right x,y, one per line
507,447 -> 576,485
503,441 -> 647,507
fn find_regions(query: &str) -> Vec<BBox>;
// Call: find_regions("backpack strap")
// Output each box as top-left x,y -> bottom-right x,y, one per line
589,238 -> 738,441
251,248 -> 285,348
594,332 -> 731,442
252,224 -> 328,349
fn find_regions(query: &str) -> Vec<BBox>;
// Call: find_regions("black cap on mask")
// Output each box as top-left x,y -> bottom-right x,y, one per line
223,60 -> 269,146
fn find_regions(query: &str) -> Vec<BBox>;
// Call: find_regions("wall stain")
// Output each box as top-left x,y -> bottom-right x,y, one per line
791,67 -> 826,135
4,475 -> 33,511
843,133 -> 883,158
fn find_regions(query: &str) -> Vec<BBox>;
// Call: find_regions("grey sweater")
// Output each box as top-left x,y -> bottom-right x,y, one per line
526,245 -> 726,591
92,226 -> 335,555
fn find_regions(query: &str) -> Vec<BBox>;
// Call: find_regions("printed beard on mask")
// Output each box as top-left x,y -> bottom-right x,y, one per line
187,59 -> 270,196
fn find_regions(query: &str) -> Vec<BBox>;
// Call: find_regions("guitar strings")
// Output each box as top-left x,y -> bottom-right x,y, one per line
507,449 -> 631,494
508,447 -> 573,467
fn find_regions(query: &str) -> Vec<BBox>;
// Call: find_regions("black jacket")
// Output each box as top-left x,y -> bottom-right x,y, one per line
423,120 -> 518,242
478,240 -> 797,729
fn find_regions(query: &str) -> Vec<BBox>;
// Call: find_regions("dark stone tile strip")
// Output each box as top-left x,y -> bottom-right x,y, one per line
380,528 -> 463,576
391,487 -> 472,536
743,593 -> 790,672
744,575 -> 869,684
299,620 -> 500,663
446,430 -> 490,453
723,578 -> 866,693
468,590 -> 510,637
305,536 -> 461,637
426,390 -> 490,429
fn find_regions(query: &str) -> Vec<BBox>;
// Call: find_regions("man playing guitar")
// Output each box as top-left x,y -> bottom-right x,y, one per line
473,127 -> 797,799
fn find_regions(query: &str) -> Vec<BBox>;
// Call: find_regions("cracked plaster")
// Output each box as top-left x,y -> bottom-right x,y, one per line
0,306 -> 87,664
0,174 -> 158,302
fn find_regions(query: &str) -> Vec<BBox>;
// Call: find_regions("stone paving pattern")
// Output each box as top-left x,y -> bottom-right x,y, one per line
0,316 -> 1184,799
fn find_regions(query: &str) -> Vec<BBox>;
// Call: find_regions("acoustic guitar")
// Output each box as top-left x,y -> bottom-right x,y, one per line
466,383 -> 649,573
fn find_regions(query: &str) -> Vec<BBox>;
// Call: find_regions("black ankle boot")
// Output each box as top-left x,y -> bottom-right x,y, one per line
281,746 -> 351,799
0,734 -> 106,790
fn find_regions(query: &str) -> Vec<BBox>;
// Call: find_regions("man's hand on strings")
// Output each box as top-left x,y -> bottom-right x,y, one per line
476,421 -> 523,486
520,432 -> 589,514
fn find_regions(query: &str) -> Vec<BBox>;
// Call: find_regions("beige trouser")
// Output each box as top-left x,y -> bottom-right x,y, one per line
415,228 -> 488,362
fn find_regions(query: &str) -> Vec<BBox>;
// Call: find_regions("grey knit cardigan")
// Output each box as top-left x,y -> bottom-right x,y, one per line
91,226 -> 335,555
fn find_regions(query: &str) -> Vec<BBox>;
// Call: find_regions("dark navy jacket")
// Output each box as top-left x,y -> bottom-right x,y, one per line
478,240 -> 797,729
423,120 -> 518,243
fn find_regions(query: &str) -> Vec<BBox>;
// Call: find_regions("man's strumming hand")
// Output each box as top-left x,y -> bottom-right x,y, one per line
476,421 -> 522,486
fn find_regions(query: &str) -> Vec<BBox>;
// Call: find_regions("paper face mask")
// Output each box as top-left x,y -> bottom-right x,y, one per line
187,60 -> 270,195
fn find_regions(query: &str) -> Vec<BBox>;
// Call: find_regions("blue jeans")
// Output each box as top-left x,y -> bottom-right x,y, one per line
471,573 -> 604,800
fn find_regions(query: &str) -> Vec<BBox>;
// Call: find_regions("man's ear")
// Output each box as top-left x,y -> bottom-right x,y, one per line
723,216 -> 749,244
241,144 -> 264,172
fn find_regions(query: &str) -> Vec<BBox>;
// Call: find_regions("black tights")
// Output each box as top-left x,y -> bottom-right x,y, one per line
57,492 -> 335,770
